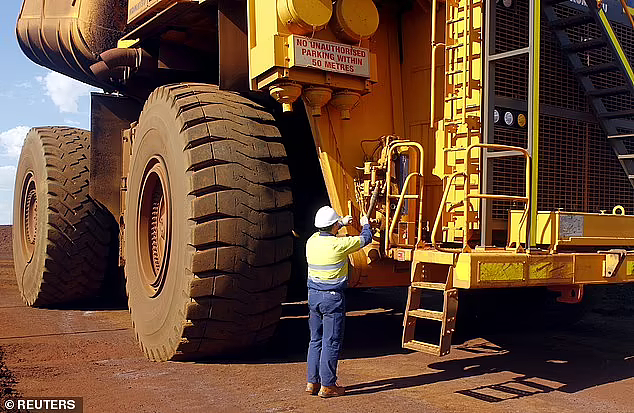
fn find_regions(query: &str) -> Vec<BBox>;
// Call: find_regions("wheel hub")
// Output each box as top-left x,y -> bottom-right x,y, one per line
150,185 -> 167,276
22,176 -> 37,253
138,159 -> 171,297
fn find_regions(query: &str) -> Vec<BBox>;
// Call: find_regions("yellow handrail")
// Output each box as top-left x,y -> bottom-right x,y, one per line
384,141 -> 425,252
432,172 -> 467,253
464,144 -> 531,249
430,0 -> 445,129
386,172 -> 422,251
432,144 -> 532,252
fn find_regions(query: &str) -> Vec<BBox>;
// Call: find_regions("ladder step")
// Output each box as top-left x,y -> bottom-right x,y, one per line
574,62 -> 620,76
549,14 -> 594,30
446,43 -> 465,50
446,17 -> 465,24
599,109 -> 634,120
587,86 -> 631,98
411,282 -> 447,290
403,340 -> 441,355
562,38 -> 607,53
618,154 -> 634,160
408,309 -> 444,321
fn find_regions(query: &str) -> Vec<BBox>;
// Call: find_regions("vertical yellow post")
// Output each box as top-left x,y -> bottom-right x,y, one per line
528,0 -> 540,247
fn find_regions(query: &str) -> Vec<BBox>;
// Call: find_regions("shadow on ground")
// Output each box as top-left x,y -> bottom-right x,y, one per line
345,314 -> 634,399
0,348 -> 27,413
220,285 -> 634,401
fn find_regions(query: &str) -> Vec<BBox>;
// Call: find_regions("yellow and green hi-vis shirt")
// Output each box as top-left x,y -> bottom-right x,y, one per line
305,232 -> 362,290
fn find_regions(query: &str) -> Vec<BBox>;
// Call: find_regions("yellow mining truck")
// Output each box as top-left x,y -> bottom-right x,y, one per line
12,0 -> 634,360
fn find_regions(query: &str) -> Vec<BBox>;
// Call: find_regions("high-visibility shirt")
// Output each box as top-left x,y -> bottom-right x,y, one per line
306,232 -> 362,291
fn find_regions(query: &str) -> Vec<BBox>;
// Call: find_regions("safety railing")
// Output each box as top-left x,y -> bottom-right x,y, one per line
429,0 -> 445,129
385,141 -> 425,252
431,144 -> 531,253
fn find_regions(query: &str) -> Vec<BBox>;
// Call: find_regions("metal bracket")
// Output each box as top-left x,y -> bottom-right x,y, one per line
549,285 -> 584,304
602,249 -> 627,278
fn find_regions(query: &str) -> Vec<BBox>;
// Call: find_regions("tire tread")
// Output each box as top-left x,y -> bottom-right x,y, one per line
29,127 -> 112,306
131,84 -> 293,360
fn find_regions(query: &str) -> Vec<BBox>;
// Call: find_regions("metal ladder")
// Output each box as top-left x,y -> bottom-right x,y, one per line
441,0 -> 483,244
544,0 -> 634,188
402,263 -> 458,356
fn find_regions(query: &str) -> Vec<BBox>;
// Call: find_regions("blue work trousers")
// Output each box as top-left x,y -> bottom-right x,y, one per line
306,288 -> 346,387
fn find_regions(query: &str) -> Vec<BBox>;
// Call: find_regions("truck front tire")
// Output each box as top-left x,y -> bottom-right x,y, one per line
125,83 -> 293,361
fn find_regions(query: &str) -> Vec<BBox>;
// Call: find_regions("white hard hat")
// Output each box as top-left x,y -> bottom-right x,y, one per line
314,206 -> 340,228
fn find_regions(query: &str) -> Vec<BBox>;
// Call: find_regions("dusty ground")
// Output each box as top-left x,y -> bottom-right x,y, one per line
0,224 -> 633,413
0,226 -> 12,260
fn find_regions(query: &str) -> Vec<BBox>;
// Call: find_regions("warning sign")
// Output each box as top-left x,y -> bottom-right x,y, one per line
291,35 -> 370,78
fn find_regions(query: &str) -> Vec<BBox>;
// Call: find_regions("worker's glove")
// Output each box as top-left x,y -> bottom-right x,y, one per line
340,215 -> 353,226
360,215 -> 369,226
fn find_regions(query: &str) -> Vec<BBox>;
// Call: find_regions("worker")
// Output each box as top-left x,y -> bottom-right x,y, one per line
305,205 -> 372,398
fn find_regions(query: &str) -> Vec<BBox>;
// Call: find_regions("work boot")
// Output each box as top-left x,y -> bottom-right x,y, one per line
318,384 -> 345,398
305,382 -> 320,395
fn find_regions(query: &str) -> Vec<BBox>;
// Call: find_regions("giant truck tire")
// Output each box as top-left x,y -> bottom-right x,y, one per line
12,127 -> 113,306
125,83 -> 293,361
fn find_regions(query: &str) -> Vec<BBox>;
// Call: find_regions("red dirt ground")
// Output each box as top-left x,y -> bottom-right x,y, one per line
0,225 -> 633,412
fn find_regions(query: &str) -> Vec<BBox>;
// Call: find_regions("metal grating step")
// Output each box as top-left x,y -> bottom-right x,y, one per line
403,340 -> 441,355
544,0 -> 634,187
574,62 -> 620,76
599,110 -> 634,120
587,86 -> 631,98
408,309 -> 444,321
562,38 -> 608,53
411,282 -> 447,290
549,14 -> 594,30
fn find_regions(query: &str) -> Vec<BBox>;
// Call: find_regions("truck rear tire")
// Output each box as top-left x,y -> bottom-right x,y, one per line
12,127 -> 113,306
125,83 -> 293,361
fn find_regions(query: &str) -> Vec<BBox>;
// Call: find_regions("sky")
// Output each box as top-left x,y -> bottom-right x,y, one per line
0,1 -> 97,225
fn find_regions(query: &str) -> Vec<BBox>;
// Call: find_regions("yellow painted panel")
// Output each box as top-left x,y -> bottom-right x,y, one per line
441,252 -> 634,289
509,210 -> 634,248
479,262 -> 523,281
455,255 -> 471,281
574,254 -> 607,283
529,260 -> 573,280
117,39 -> 139,49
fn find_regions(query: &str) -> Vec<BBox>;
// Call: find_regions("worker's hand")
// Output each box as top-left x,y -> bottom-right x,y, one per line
340,215 -> 353,226
360,215 -> 369,226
